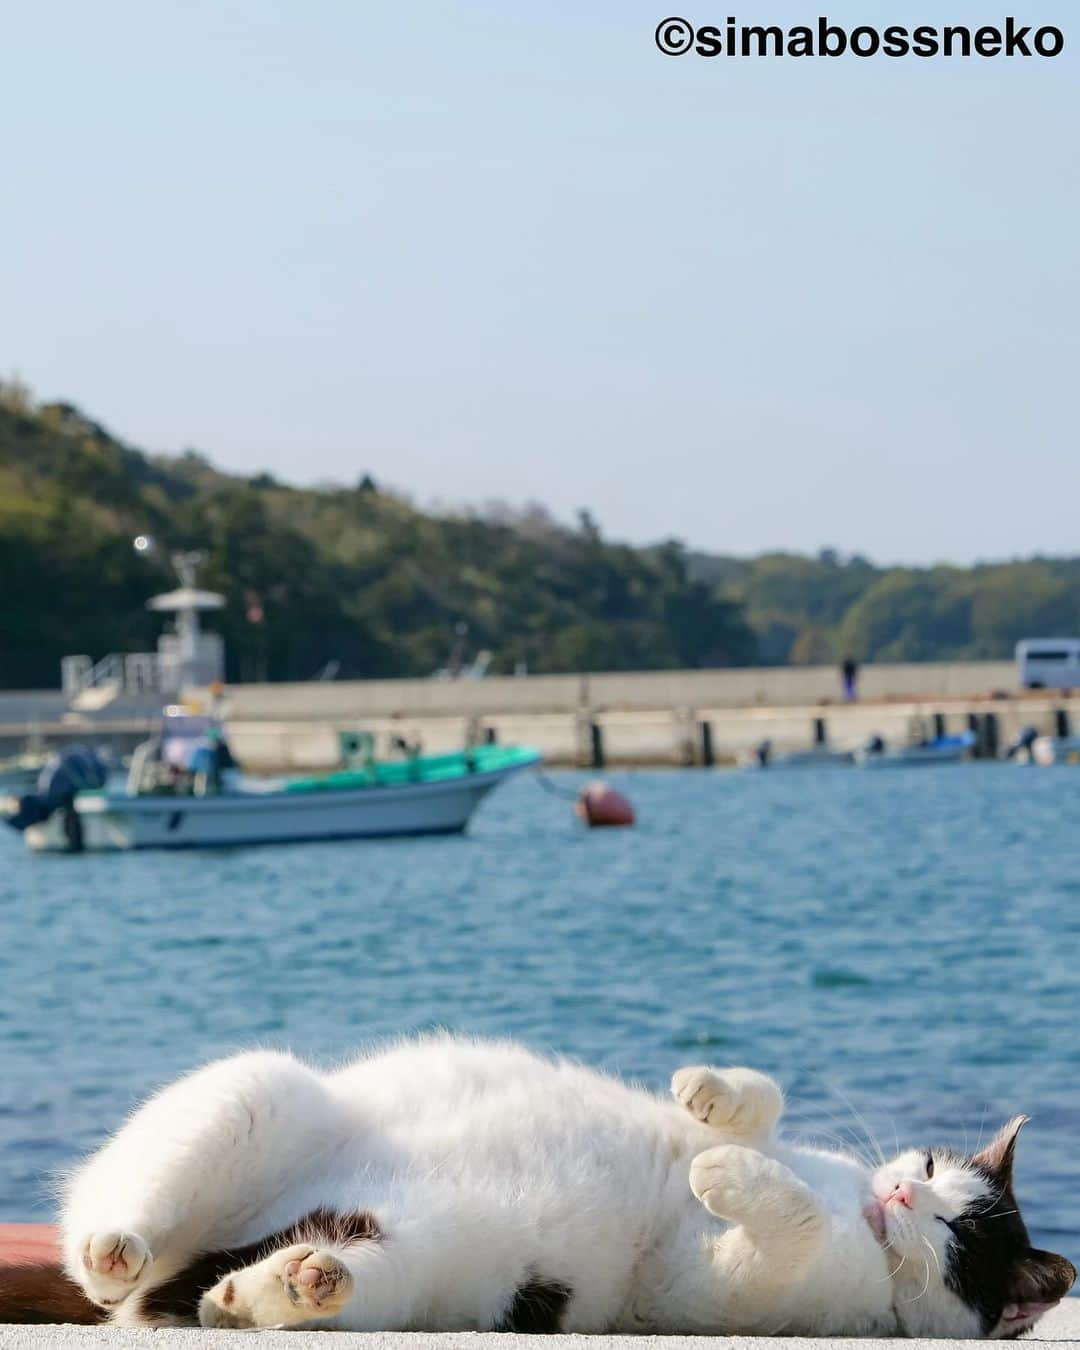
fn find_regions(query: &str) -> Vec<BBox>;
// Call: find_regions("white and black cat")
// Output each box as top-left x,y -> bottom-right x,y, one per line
5,1035 -> 1074,1335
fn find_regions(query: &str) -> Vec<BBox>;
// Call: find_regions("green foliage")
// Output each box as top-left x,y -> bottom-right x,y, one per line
0,393 -> 757,687
696,549 -> 1080,666
4,386 -> 1076,689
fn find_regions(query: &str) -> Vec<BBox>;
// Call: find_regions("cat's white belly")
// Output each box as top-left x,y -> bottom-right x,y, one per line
322,1040 -> 718,1328
318,1043 -> 890,1334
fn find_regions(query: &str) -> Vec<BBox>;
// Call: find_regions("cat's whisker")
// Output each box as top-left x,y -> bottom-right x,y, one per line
900,1254 -> 933,1304
975,1102 -> 990,1154
827,1081 -> 887,1168
967,1183 -> 1010,1217
921,1234 -> 942,1284
800,1100 -> 881,1172
795,1123 -> 875,1170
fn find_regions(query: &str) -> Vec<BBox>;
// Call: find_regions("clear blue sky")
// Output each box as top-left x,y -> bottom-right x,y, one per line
3,1 -> 1076,564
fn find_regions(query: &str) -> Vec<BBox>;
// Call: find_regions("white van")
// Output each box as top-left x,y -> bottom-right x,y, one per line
1016,639 -> 1080,690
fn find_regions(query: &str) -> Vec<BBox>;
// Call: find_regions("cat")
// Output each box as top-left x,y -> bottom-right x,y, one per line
3,1034 -> 1074,1335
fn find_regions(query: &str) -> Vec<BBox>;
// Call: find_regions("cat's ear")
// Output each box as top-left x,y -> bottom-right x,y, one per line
972,1115 -> 1029,1179
995,1249 -> 1077,1335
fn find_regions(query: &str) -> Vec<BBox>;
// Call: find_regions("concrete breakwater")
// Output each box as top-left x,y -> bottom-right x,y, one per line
2,660 -> 1072,771
206,659 -> 1068,769
221,693 -> 1074,770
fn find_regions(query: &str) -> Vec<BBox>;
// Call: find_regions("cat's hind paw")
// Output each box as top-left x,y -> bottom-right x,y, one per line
79,1230 -> 152,1306
690,1142 -> 768,1218
672,1065 -> 783,1137
199,1244 -> 353,1328
690,1144 -> 826,1253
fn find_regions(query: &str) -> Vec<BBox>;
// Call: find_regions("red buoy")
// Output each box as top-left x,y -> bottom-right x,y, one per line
576,779 -> 635,828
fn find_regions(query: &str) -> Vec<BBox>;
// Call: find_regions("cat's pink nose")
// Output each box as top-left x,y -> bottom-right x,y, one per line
886,1182 -> 915,1209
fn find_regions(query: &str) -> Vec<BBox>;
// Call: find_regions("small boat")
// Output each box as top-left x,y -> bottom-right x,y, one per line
1028,735 -> 1080,767
856,731 -> 975,769
4,722 -> 541,852
741,740 -> 854,770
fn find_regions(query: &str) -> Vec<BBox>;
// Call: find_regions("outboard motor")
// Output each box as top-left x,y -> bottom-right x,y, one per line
6,746 -> 108,849
1006,725 -> 1039,761
864,733 -> 886,756
753,738 -> 772,768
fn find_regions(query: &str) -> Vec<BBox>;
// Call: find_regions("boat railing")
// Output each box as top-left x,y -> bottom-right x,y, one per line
126,737 -> 164,795
61,652 -> 163,699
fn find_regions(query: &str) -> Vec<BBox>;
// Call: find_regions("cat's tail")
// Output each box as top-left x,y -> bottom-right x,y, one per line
0,1262 -> 102,1323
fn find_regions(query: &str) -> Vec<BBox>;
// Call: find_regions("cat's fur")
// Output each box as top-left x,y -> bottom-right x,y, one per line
8,1035 -> 1074,1334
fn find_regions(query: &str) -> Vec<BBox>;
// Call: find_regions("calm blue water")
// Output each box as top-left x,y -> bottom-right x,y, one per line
1,766 -> 1077,1258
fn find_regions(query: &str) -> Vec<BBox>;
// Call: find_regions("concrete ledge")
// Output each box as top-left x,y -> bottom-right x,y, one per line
2,1301 -> 1077,1348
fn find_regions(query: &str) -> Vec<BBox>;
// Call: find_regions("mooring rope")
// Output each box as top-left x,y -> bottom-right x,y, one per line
532,767 -> 580,802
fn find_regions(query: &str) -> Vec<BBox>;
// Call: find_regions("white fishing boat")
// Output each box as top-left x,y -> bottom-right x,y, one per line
8,546 -> 545,851
4,721 -> 541,853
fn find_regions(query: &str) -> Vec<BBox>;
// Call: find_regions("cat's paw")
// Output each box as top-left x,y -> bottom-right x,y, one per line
672,1066 -> 783,1137
78,1230 -> 152,1306
199,1244 -> 353,1328
690,1143 -> 770,1218
690,1144 -> 826,1252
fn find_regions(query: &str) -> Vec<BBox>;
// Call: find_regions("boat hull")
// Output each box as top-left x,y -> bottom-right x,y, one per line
24,761 -> 534,852
856,745 -> 970,768
742,748 -> 855,770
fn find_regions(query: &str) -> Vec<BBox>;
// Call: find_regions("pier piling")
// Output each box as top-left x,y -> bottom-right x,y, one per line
699,720 -> 714,768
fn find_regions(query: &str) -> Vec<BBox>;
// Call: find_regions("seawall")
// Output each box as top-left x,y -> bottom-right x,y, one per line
3,660 -> 1076,769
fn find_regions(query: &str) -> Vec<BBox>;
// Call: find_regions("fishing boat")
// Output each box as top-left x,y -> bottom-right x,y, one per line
741,741 -> 854,770
4,723 -> 541,852
855,731 -> 975,769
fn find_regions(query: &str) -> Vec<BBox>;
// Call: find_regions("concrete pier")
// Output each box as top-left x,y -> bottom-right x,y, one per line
219,691 -> 1073,770
1,660 -> 1075,771
2,1299 -> 1078,1346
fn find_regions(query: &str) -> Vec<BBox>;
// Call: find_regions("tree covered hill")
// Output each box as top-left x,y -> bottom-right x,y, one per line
2,382 -> 1076,690
0,384 -> 754,688
690,548 -> 1080,667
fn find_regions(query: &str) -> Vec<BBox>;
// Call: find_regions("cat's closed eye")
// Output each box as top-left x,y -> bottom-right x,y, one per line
925,1151 -> 935,1179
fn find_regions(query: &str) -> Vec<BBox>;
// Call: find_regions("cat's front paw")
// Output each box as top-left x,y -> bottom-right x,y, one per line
78,1230 -> 152,1306
672,1066 -> 783,1137
200,1244 -> 353,1328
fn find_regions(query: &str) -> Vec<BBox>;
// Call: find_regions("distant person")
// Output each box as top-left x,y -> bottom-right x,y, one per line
190,724 -> 236,795
841,656 -> 859,702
